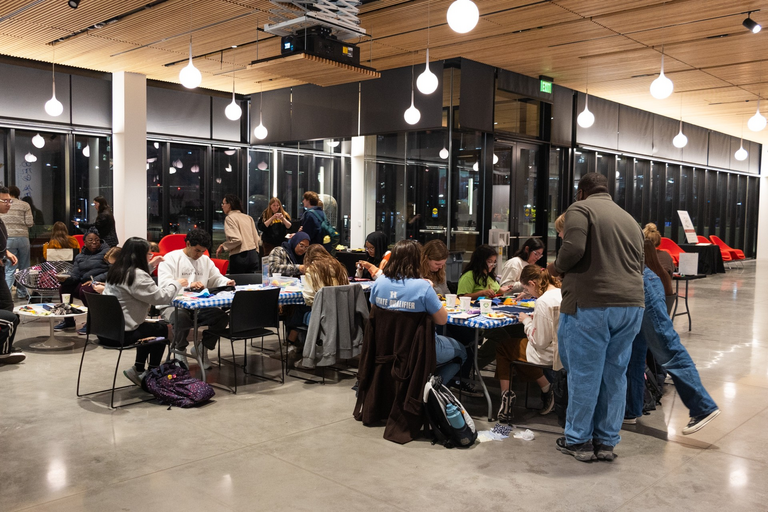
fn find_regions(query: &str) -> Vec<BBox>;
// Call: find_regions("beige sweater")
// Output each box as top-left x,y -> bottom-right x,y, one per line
0,200 -> 33,238
222,210 -> 261,255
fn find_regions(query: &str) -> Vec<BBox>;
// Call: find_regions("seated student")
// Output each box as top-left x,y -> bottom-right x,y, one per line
495,264 -> 561,421
356,231 -> 391,280
456,245 -> 517,372
158,229 -> 234,369
284,245 -> 350,355
420,239 -> 449,296
369,240 -> 466,384
643,223 -> 674,277
43,221 -> 80,260
266,231 -> 309,277
625,239 -> 720,434
498,238 -> 545,292
103,237 -> 188,386
55,228 -> 110,331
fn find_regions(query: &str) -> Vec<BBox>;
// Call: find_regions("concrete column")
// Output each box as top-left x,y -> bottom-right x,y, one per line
112,71 -> 147,242
757,151 -> 768,260
350,136 -> 365,248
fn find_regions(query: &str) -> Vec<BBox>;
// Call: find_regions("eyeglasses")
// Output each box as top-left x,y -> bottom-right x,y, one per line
0,199 -> 13,204
297,242 -> 310,248
486,261 -> 497,267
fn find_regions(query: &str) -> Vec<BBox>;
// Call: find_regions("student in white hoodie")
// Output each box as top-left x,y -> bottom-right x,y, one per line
103,237 -> 187,386
158,229 -> 234,367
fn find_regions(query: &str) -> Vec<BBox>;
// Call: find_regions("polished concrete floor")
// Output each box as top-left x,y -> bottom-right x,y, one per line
2,261 -> 767,511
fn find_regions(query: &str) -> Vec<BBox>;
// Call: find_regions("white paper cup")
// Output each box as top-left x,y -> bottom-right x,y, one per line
62,293 -> 71,303
459,296 -> 472,311
445,294 -> 457,307
300,275 -> 307,286
479,298 -> 492,315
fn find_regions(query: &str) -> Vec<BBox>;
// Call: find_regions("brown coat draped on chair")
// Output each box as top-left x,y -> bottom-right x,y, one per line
353,305 -> 437,444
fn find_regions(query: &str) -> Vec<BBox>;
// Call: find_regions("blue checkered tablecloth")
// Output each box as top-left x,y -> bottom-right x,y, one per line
445,304 -> 532,329
171,285 -> 304,310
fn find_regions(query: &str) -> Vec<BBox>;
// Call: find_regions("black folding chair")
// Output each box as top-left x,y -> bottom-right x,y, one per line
76,292 -> 167,408
226,273 -> 262,285
208,288 -> 284,393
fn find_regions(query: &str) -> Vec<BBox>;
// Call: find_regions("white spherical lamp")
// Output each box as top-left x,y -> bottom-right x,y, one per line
577,105 -> 595,128
447,0 -> 479,34
404,92 -> 421,125
672,131 -> 688,149
24,152 -> 37,163
179,57 -> 202,89
439,147 -> 449,159
734,144 -> 748,161
45,93 -> 63,117
225,98 -> 242,121
254,122 -> 268,140
748,102 -> 766,132
493,153 -> 499,164
32,133 -> 45,148
416,49 -> 438,95
650,71 -> 673,99
82,145 -> 90,157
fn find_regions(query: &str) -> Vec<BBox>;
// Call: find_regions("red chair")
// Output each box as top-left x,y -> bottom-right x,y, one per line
659,237 -> 684,267
696,235 -> 710,244
211,258 -> 229,275
709,235 -> 745,261
157,234 -> 187,255
73,234 -> 84,249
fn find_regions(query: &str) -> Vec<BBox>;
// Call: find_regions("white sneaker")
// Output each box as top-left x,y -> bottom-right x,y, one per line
123,366 -> 143,386
174,350 -> 189,367
190,344 -> 212,370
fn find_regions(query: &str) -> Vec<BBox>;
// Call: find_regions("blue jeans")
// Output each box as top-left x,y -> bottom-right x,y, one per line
559,306 -> 643,446
627,268 -> 718,419
5,237 -> 30,298
435,334 -> 467,384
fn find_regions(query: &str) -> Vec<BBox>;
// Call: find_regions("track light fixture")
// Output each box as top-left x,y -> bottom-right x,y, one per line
68,0 -> 80,8
743,13 -> 761,34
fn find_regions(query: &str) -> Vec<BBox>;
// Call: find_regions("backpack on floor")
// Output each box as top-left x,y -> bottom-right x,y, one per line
643,364 -> 663,413
423,375 -> 477,448
143,361 -> 215,408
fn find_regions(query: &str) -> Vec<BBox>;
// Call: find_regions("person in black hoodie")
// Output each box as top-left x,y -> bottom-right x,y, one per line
55,228 -> 109,331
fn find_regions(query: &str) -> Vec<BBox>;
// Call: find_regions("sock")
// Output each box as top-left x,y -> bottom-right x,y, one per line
541,383 -> 551,393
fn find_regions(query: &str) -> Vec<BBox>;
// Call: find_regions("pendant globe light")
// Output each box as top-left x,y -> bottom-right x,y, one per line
44,51 -> 63,117
254,84 -> 268,140
748,98 -> 766,132
224,63 -> 242,121
439,147 -> 449,159
577,63 -> 594,128
32,133 -> 45,148
179,39 -> 202,89
650,46 -> 673,99
446,0 -> 479,34
417,1 -> 438,95
404,65 -> 421,125
735,139 -> 748,161
673,93 -> 688,148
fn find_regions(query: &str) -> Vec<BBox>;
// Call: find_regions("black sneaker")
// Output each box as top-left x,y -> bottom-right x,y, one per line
556,437 -> 597,462
594,442 -> 616,461
450,380 -> 483,398
682,409 -> 721,435
0,351 -> 26,364
497,389 -> 516,423
540,389 -> 555,415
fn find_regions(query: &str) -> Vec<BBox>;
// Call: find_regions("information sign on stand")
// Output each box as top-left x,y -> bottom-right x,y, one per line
677,210 -> 699,244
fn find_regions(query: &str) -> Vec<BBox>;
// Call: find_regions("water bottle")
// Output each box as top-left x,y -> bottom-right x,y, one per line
261,259 -> 270,283
445,403 -> 465,429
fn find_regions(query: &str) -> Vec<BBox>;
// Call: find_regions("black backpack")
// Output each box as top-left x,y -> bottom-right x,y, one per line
307,209 -> 340,255
423,375 -> 477,448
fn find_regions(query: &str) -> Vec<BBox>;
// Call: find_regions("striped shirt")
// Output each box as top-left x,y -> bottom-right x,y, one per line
0,200 -> 33,238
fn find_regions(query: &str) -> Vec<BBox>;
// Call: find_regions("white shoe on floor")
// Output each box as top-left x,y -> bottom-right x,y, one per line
190,345 -> 212,370
174,350 -> 189,367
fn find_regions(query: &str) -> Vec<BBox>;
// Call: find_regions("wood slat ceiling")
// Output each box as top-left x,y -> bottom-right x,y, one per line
2,0 -> 768,146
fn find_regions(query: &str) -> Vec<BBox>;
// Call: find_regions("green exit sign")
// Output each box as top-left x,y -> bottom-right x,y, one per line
540,79 -> 552,94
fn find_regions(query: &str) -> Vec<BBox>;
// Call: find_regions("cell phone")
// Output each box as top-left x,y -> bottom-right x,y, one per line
43,304 -> 53,311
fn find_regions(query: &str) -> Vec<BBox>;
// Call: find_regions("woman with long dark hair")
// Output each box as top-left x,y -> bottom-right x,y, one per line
258,197 -> 292,256
103,237 -> 187,386
499,238 -> 545,292
369,240 -> 466,384
624,239 -> 719,434
216,194 -> 262,273
356,231 -> 390,280
74,196 -> 119,247
457,244 -> 514,299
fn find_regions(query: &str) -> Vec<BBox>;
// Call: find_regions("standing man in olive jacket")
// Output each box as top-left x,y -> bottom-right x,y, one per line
548,172 -> 645,462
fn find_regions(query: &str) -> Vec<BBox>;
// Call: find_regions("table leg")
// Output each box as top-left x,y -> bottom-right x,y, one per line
29,318 -> 76,350
684,280 -> 692,331
672,280 -> 680,318
193,309 -> 205,381
472,328 -> 493,421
